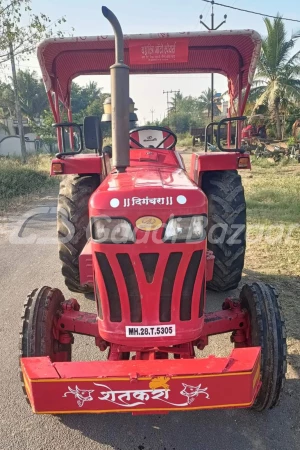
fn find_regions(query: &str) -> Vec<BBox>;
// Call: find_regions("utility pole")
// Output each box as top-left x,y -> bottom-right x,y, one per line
200,1 -> 227,125
163,90 -> 180,127
9,40 -> 27,163
150,108 -> 155,123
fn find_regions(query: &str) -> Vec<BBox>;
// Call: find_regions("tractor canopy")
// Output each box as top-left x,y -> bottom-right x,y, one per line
37,30 -> 261,114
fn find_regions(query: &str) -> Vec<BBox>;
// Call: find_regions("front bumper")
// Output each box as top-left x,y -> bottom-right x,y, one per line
21,347 -> 261,414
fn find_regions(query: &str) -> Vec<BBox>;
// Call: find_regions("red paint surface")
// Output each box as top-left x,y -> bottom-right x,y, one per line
51,149 -> 184,175
50,154 -> 102,176
79,241 -> 93,286
206,251 -> 215,282
190,152 -> 251,183
21,348 -> 261,414
57,310 -> 98,337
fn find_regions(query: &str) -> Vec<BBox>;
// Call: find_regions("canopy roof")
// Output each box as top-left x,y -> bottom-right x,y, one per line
37,30 -> 261,108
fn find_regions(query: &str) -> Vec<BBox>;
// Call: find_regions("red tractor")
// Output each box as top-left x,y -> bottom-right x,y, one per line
20,7 -> 286,414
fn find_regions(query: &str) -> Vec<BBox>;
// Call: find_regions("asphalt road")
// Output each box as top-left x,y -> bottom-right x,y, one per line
0,190 -> 299,450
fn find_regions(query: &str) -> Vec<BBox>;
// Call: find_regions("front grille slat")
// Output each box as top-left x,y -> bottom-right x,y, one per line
96,252 -> 122,322
180,250 -> 203,321
159,252 -> 182,322
117,254 -> 142,323
139,253 -> 159,283
94,277 -> 103,320
199,277 -> 205,317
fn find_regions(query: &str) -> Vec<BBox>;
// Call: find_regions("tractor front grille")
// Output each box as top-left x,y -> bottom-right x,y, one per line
96,252 -> 122,322
117,253 -> 142,322
96,249 -> 204,325
159,252 -> 182,322
180,250 -> 202,321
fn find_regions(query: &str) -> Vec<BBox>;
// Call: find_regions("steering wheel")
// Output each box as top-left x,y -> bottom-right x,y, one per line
129,126 -> 177,150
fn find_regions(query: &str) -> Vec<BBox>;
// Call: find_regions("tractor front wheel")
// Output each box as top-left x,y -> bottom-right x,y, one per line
202,170 -> 246,291
20,287 -> 72,401
239,282 -> 287,411
58,174 -> 100,293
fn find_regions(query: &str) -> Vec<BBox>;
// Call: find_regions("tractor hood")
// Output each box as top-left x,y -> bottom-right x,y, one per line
89,167 -> 206,215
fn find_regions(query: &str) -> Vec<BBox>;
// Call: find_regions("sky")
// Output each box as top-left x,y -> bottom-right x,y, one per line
3,0 -> 300,123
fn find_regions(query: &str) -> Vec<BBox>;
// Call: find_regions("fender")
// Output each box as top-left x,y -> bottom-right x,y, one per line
190,152 -> 251,185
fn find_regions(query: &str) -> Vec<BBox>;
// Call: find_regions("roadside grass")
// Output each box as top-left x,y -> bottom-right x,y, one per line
177,133 -> 193,147
0,155 -> 57,212
241,162 -> 300,354
242,161 -> 300,277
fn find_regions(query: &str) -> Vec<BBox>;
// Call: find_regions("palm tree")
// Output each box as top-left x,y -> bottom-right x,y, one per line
16,70 -> 48,121
168,91 -> 183,114
250,16 -> 300,139
199,88 -> 221,118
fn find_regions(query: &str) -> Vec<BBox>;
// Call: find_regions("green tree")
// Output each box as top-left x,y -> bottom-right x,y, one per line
0,71 -> 47,120
166,92 -> 205,132
0,0 -> 66,162
16,70 -> 48,121
34,81 -> 111,147
199,88 -> 221,118
71,81 -> 101,115
250,16 -> 300,139
0,80 -> 15,118
32,108 -> 57,152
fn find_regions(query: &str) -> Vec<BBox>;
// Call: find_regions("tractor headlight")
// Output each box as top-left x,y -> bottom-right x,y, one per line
91,217 -> 135,243
164,215 -> 206,243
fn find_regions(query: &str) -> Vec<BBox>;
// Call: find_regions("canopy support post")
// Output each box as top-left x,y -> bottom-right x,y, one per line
237,71 -> 243,148
227,103 -> 231,148
67,108 -> 75,150
54,89 -> 63,153
241,83 -> 251,115
227,81 -> 232,148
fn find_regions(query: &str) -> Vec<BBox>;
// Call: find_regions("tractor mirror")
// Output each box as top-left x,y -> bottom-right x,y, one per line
83,116 -> 103,153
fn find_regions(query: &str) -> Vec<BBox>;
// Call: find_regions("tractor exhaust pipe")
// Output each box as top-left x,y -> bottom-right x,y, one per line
102,6 -> 129,171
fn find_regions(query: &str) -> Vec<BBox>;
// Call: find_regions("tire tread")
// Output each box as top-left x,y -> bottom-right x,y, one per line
58,174 -> 100,293
202,170 -> 246,291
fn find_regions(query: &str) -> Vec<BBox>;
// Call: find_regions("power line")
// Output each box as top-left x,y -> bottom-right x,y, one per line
200,2 -> 227,126
201,0 -> 300,23
163,89 -> 179,126
150,108 -> 155,122
0,0 -> 17,15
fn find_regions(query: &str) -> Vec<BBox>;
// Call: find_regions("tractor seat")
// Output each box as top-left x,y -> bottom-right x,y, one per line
130,128 -> 175,149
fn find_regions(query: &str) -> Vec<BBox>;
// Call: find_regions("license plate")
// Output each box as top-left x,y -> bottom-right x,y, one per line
125,325 -> 176,338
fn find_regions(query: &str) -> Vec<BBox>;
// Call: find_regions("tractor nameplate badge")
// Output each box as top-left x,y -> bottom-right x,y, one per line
136,216 -> 162,231
129,38 -> 189,65
125,325 -> 176,337
123,196 -> 173,207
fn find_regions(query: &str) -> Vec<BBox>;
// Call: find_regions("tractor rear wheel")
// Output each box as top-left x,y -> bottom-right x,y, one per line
202,170 -> 246,291
239,282 -> 287,411
58,174 -> 100,293
20,287 -> 72,402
